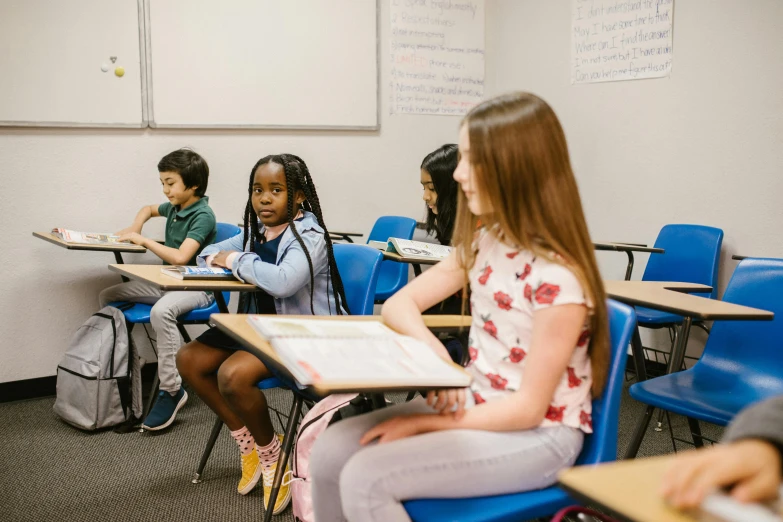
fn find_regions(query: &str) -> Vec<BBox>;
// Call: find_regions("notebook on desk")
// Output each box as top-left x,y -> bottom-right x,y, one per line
52,228 -> 131,246
246,316 -> 471,389
161,266 -> 235,280
369,237 -> 452,261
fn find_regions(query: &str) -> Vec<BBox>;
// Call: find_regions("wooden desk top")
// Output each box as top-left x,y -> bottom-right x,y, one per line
33,231 -> 147,253
382,251 -> 441,266
594,242 -> 665,254
211,313 -> 471,395
559,455 -> 783,522
108,264 -> 259,292
330,230 -> 363,238
558,456 -> 701,522
604,281 -> 773,321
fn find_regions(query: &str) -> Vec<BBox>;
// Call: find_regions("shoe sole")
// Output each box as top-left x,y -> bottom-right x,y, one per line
238,462 -> 264,496
142,391 -> 188,431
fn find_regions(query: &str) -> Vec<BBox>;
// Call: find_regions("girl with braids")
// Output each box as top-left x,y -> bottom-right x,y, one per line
177,154 -> 346,513
309,93 -> 610,521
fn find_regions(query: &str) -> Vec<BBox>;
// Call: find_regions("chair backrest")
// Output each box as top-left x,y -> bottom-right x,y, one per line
642,224 -> 723,299
368,216 -> 418,299
215,223 -> 243,304
333,244 -> 384,315
574,299 -> 637,466
215,222 -> 242,243
693,258 -> 783,399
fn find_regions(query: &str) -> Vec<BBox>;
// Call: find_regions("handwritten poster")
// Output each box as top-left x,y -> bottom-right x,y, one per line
390,0 -> 485,116
572,0 -> 674,84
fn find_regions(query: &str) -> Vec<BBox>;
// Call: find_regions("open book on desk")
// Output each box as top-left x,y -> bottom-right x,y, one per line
368,237 -> 452,261
161,266 -> 235,280
52,228 -> 131,246
247,316 -> 471,389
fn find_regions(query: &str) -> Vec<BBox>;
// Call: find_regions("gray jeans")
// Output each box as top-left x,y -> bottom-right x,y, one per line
99,280 -> 213,393
309,399 -> 584,522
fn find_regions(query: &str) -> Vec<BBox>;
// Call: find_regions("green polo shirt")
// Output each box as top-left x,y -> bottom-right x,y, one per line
158,196 -> 217,265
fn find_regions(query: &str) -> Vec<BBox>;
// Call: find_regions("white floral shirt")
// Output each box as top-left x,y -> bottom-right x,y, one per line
466,230 -> 594,433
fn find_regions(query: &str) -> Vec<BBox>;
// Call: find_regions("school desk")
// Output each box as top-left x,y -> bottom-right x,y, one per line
33,231 -> 147,264
381,250 -> 440,276
107,264 -> 258,313
558,455 -> 783,522
329,231 -> 364,243
594,242 -> 665,281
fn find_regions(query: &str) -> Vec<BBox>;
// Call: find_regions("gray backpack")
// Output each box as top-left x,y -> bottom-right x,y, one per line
54,306 -> 143,430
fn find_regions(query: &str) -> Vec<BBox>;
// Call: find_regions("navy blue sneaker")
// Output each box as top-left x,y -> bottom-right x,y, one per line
142,388 -> 188,431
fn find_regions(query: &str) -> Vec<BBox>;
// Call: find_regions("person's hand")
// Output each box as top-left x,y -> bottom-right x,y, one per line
210,251 -> 233,268
661,439 -> 782,509
360,415 -> 429,445
118,232 -> 147,247
115,227 -> 136,236
426,388 -> 467,420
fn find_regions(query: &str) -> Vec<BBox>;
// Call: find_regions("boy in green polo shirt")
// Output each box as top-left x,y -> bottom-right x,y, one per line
99,149 -> 217,431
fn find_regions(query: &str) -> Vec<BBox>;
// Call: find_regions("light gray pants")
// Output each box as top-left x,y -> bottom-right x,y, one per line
99,280 -> 213,393
309,399 -> 584,522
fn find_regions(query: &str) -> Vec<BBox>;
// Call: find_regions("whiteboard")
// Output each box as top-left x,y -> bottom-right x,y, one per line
0,0 -> 146,128
146,0 -> 379,129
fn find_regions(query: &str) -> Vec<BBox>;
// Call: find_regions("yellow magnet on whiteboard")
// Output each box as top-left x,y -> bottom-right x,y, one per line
115,67 -> 125,77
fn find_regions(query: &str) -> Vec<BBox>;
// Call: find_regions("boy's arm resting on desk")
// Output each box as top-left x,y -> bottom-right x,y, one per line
116,204 -> 160,236
128,209 -> 214,265
662,396 -> 783,509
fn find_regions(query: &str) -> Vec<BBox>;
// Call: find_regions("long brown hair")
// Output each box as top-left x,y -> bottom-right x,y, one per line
453,92 -> 609,396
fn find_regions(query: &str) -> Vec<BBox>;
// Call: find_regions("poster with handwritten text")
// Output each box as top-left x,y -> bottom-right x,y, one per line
390,0 -> 485,116
572,0 -> 674,84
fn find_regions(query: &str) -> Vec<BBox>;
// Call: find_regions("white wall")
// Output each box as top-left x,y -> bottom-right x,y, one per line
486,0 -> 783,357
0,1 -> 462,383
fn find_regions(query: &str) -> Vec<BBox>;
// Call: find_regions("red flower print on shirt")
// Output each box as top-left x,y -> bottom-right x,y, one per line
506,251 -> 520,259
545,405 -> 566,422
486,373 -> 508,390
481,315 -> 498,338
473,391 -> 486,405
567,367 -> 582,388
523,283 -> 533,303
478,264 -> 493,285
508,346 -> 527,363
493,291 -> 513,311
468,346 -> 478,363
577,328 -> 590,347
534,283 -> 561,305
580,410 -> 593,430
515,263 -> 532,281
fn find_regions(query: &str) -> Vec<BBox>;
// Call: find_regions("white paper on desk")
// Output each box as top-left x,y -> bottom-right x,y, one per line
248,316 -> 395,339
700,490 -> 783,522
272,336 -> 471,388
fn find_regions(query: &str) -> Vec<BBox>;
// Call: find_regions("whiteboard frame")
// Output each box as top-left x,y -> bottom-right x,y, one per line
144,0 -> 380,131
0,0 -> 149,129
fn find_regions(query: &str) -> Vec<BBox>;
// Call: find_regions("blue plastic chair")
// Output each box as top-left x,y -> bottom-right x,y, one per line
110,222 -> 242,419
368,216 -> 417,301
635,224 -> 723,327
192,243 -> 385,488
403,300 -> 638,522
625,258 -> 783,458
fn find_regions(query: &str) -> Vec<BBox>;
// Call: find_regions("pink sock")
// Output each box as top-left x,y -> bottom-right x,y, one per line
256,435 -> 281,469
230,426 -> 256,456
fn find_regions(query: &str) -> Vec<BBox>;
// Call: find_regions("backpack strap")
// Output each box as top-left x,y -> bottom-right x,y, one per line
93,312 -> 117,379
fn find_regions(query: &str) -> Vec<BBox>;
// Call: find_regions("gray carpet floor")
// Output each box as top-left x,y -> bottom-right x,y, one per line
0,380 -> 723,522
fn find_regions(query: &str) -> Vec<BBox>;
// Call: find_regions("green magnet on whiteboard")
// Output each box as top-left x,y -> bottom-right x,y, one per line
115,67 -> 125,77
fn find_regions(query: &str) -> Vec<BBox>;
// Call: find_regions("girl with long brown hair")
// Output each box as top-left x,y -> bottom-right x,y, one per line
308,92 -> 609,522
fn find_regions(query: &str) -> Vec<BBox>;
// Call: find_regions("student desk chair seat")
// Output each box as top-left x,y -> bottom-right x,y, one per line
403,300 -> 638,522
110,222 -> 243,422
626,258 -> 783,458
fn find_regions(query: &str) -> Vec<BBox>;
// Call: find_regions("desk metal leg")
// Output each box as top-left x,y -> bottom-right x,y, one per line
214,292 -> 229,314
265,394 -> 304,522
624,251 -> 635,281
666,317 -> 692,375
413,264 -> 422,277
625,405 -> 655,459
113,251 -> 129,282
630,326 -> 648,382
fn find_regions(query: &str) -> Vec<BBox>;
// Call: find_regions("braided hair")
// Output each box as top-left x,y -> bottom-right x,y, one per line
241,154 -> 349,315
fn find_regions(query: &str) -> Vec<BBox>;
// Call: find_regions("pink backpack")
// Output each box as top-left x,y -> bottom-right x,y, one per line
291,393 -> 358,522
